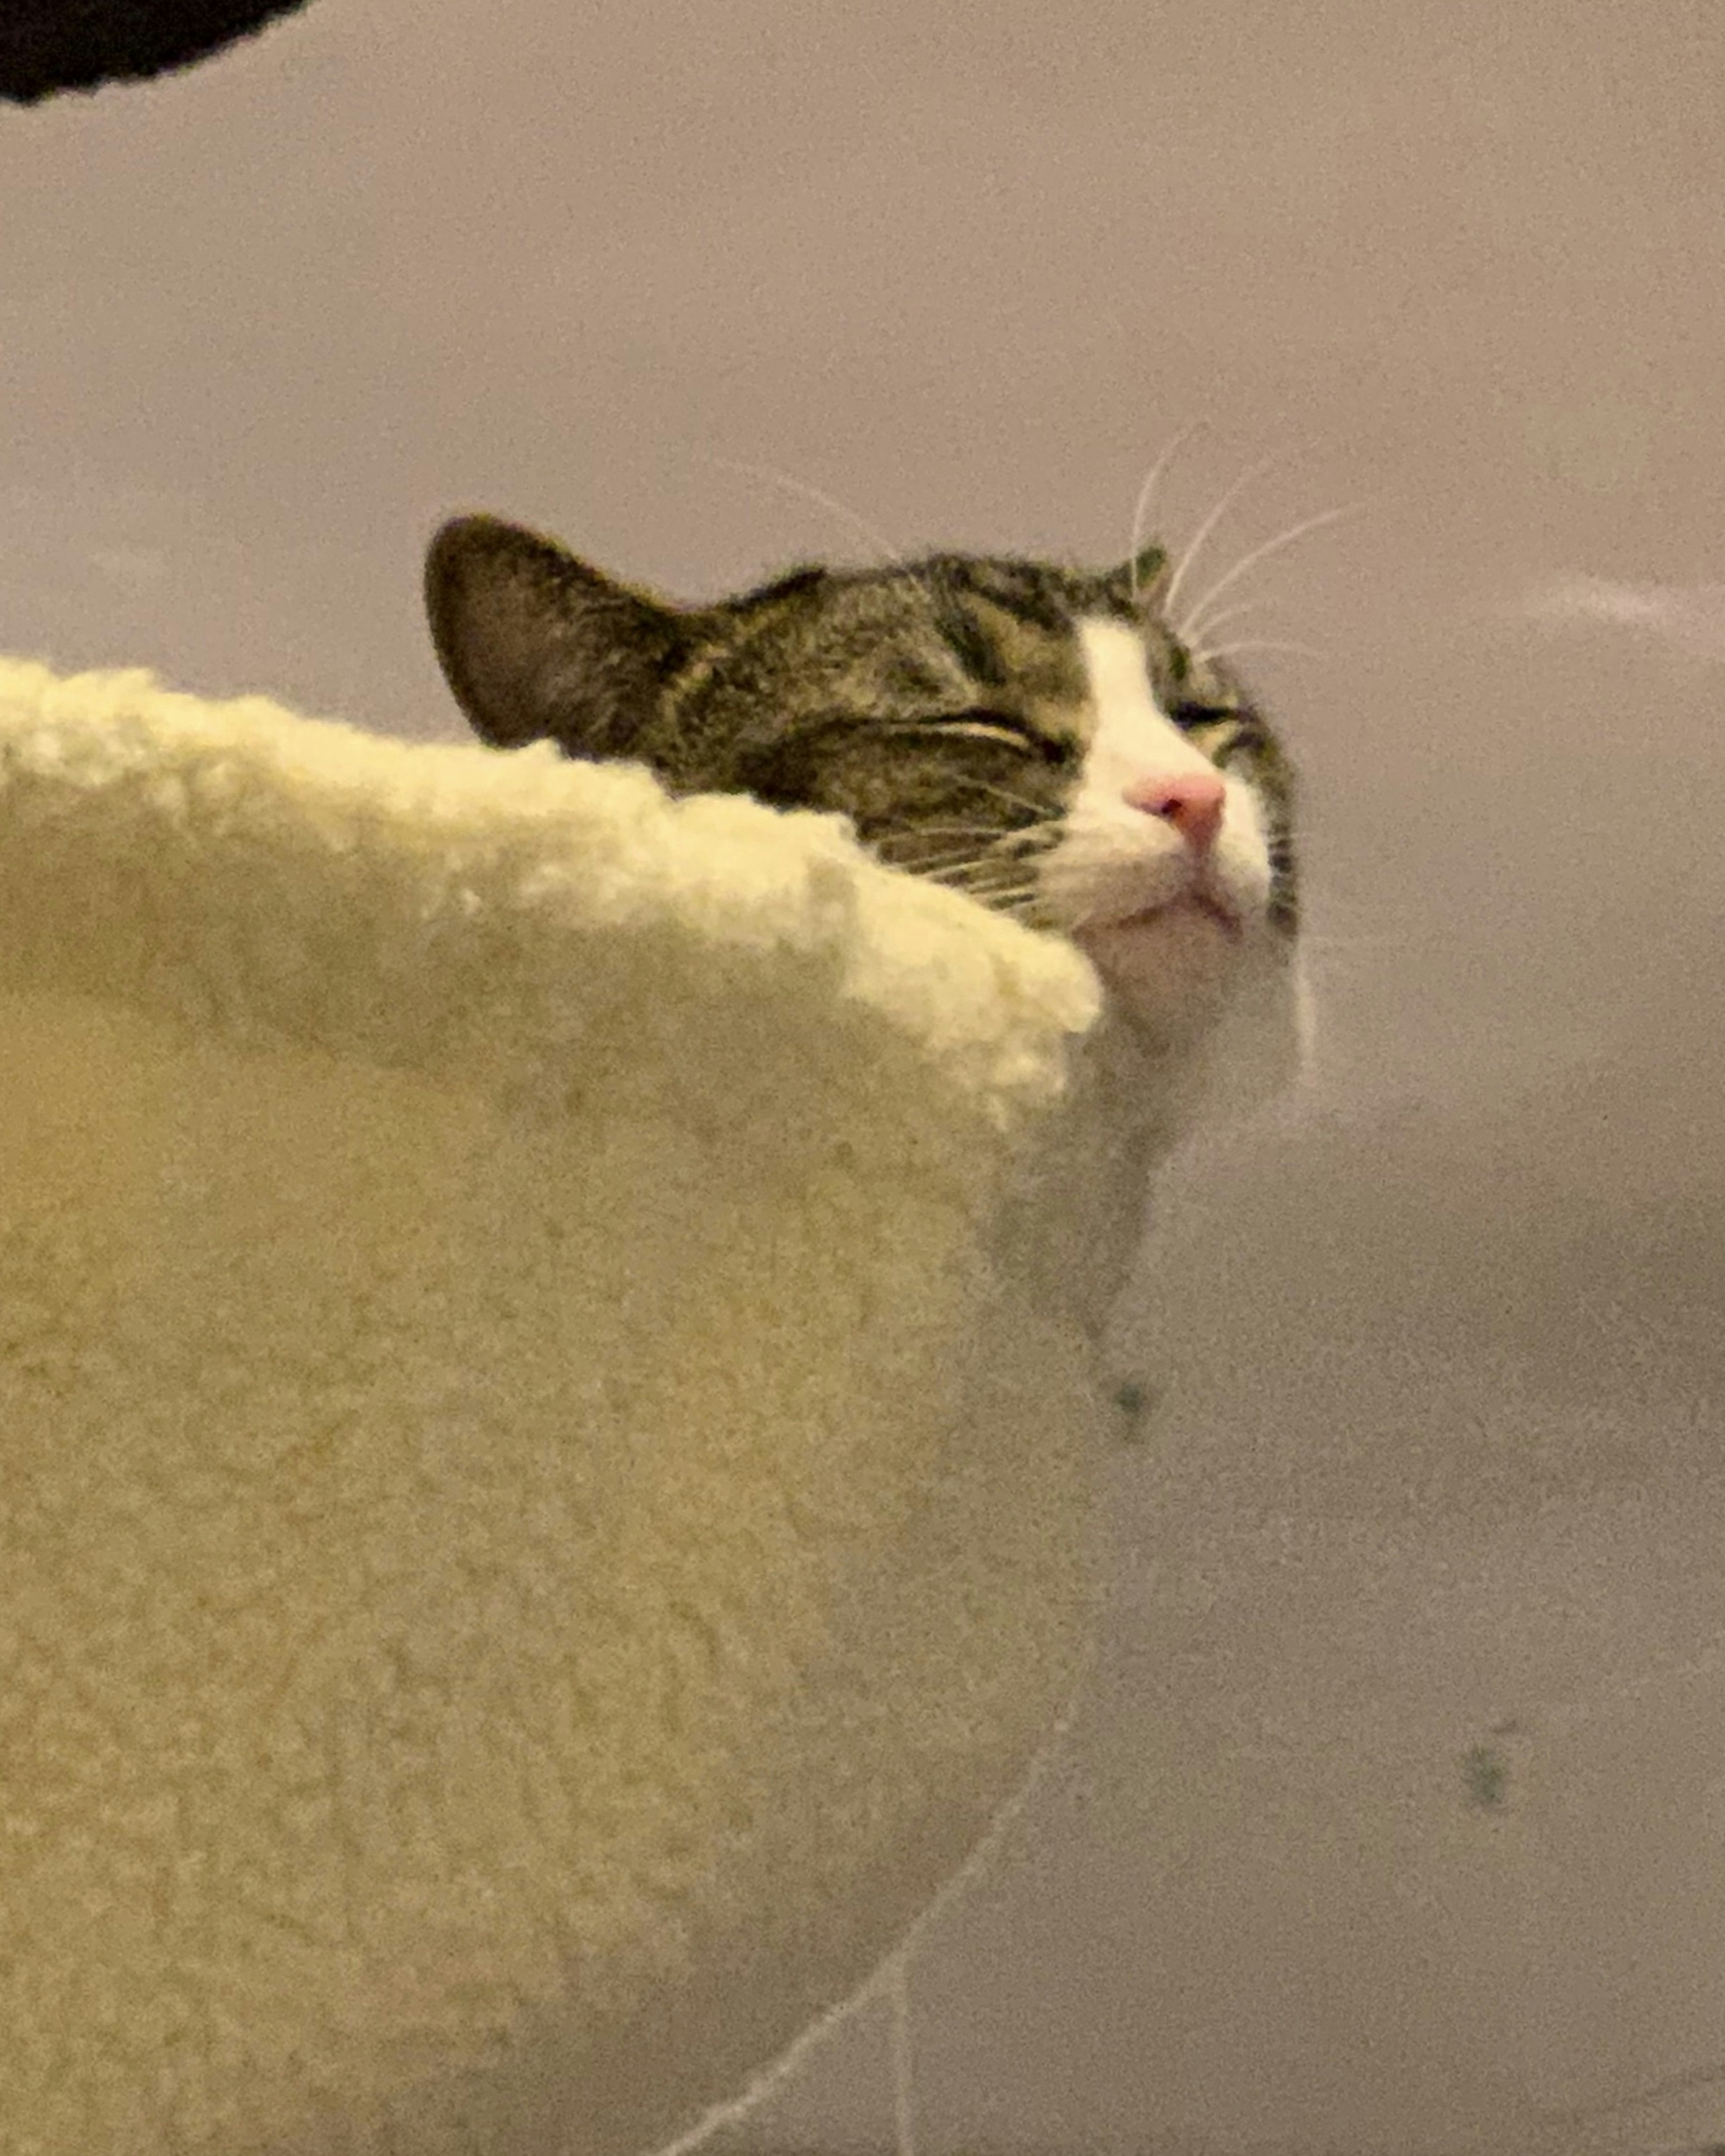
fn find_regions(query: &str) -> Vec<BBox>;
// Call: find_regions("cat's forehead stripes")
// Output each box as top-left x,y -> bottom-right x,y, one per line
726,554 -> 1148,734
707,557 -> 1086,726
933,589 -> 1091,710
744,553 -> 1232,705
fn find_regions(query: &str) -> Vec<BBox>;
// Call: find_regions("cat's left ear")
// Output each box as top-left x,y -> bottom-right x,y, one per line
1099,544 -> 1171,611
425,514 -> 694,759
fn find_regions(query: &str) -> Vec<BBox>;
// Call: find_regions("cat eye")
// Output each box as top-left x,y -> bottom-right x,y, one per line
911,713 -> 1067,761
1169,704 -> 1253,763
942,713 -> 1038,747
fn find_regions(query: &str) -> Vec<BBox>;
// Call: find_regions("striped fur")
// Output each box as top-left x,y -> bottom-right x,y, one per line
425,514 -> 1302,1056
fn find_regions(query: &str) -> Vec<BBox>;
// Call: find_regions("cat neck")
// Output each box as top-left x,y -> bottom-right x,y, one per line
993,993 -> 1218,1351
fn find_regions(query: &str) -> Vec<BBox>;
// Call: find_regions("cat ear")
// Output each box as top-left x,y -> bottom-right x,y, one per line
1100,544 -> 1172,611
425,514 -> 692,757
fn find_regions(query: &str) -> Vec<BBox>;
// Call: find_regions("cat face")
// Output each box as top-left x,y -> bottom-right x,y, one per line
425,515 -> 1303,1063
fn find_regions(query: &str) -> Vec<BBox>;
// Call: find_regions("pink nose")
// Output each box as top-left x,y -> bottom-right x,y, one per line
1122,768 -> 1226,857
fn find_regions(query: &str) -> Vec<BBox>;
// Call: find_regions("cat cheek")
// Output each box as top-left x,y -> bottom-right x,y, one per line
1213,850 -> 1274,923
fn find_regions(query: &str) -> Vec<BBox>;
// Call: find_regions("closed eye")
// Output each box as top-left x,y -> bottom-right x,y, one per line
1168,704 -> 1257,765
895,713 -> 1070,762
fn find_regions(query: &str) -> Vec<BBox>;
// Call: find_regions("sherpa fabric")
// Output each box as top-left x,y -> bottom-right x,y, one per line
0,0 -> 314,102
0,656 -> 1124,2156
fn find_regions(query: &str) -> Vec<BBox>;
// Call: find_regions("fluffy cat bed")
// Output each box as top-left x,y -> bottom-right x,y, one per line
0,655 -> 1132,2156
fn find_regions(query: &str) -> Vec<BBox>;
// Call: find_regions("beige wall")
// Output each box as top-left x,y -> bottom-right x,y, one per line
4,1 -> 1723,2147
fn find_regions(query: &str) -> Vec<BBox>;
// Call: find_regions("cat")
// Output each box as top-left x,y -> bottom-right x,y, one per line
423,511 -> 1312,1334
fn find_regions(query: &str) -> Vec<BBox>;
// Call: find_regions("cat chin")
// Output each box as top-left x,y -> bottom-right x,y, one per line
1073,903 -> 1255,1041
1079,916 -> 1311,1136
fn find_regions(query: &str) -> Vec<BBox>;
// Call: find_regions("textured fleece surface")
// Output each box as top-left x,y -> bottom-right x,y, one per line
0,657 -> 1119,2156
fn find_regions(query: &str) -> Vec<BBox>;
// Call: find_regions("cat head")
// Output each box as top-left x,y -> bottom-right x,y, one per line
425,513 -> 1309,1101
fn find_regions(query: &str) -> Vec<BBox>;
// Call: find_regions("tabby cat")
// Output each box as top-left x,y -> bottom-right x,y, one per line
423,512 -> 1308,1125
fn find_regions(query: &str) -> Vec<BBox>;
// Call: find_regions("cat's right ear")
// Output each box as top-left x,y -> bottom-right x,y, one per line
1098,544 -> 1172,613
425,515 -> 691,758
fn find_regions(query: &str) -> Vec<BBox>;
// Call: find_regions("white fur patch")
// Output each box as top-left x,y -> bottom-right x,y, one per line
1038,618 -> 1273,939
1040,618 -> 1302,1122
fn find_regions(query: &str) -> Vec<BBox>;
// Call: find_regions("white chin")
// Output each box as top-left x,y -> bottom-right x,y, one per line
1075,912 -> 1309,1129
1073,904 -> 1243,1043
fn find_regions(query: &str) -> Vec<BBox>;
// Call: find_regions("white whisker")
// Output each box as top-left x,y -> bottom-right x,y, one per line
1177,501 -> 1369,645
1299,932 -> 1433,953
874,848 -> 998,875
907,860 -> 998,883
1180,596 -> 1286,643
951,776 -> 1063,819
1160,451 -> 1293,624
878,846 -> 1049,880
940,877 -> 1043,901
1197,638 -> 1330,665
1125,422 -> 1206,598
873,822 -> 1024,847
923,866 -> 1043,901
699,454 -> 934,602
